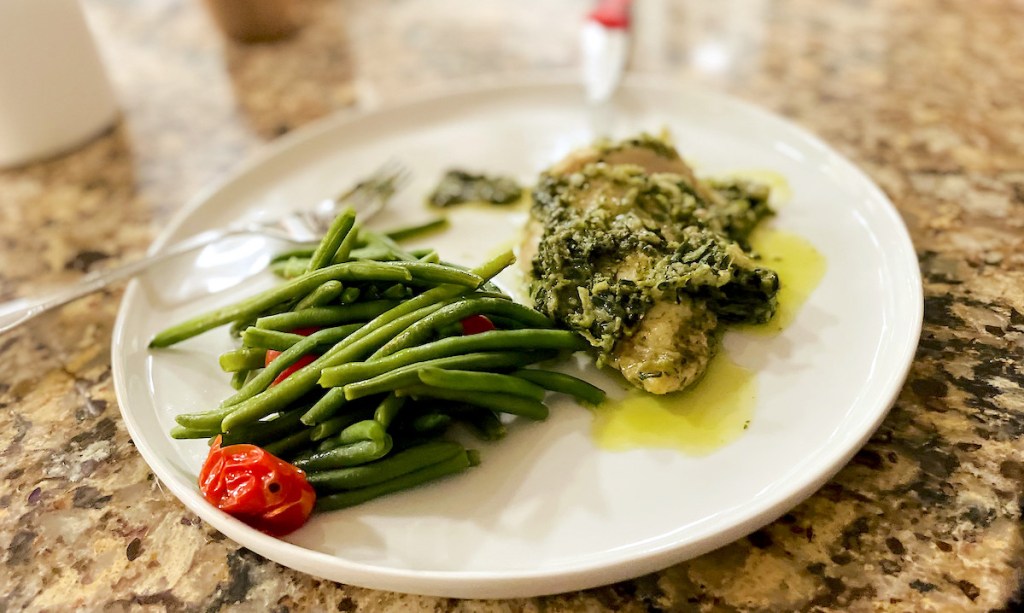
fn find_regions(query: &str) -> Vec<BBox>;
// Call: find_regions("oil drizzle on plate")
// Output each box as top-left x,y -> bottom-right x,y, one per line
592,227 -> 825,453
738,227 -> 827,335
592,353 -> 755,455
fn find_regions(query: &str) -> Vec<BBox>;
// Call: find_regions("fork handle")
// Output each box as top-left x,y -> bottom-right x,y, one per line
0,228 -> 234,335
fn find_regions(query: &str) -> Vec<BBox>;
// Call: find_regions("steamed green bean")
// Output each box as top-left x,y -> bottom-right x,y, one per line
397,385 -> 549,420
314,451 -> 471,512
307,208 -> 355,272
306,441 -> 463,492
513,369 -> 607,405
149,261 -> 413,347
371,297 -> 553,359
320,330 -> 586,388
340,351 -> 550,400
417,368 -> 547,401
294,436 -> 393,471
219,347 -> 267,373
295,280 -> 345,310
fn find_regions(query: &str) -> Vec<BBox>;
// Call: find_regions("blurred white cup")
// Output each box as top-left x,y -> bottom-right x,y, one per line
0,0 -> 118,168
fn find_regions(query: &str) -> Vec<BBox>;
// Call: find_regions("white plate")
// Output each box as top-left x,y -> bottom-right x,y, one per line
112,77 -> 922,598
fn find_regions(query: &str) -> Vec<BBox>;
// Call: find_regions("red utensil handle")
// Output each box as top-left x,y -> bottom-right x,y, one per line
588,0 -> 632,29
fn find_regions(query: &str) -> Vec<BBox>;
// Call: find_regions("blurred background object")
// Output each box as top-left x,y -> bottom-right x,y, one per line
0,0 -> 118,168
202,0 -> 305,43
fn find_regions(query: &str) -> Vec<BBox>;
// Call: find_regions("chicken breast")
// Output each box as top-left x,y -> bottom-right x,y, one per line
525,134 -> 779,394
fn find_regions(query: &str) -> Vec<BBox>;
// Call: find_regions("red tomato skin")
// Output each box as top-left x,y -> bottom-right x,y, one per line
199,436 -> 315,537
270,354 -> 317,386
460,315 -> 496,335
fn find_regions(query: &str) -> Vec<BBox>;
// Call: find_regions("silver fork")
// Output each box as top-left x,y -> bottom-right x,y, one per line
0,162 -> 411,335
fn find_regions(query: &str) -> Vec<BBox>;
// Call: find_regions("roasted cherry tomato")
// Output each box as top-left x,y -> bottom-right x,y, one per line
199,436 -> 315,536
460,314 -> 496,335
289,327 -> 321,337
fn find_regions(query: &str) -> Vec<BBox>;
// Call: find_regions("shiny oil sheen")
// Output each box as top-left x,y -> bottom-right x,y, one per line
592,227 -> 826,453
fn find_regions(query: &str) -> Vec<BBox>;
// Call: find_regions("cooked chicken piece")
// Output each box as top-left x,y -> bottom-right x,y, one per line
611,297 -> 717,394
547,137 -> 722,205
525,134 -> 778,394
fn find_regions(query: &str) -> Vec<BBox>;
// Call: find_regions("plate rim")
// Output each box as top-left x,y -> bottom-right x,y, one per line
111,74 -> 923,598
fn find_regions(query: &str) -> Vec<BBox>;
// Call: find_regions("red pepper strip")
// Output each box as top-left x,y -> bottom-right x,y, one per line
199,436 -> 315,537
460,314 -> 496,335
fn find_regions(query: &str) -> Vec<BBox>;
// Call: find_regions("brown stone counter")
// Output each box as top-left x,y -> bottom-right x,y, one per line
1,0 -> 1021,610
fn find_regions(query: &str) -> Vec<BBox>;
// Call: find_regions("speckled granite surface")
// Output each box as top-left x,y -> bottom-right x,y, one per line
1,0 -> 1022,610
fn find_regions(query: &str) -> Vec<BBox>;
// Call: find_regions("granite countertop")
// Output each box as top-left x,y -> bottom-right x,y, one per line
1,0 -> 1022,610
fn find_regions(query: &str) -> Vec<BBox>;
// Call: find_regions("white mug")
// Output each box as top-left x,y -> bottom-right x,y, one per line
0,0 -> 118,168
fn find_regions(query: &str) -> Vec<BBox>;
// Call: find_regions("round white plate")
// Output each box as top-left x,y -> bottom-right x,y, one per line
112,77 -> 922,598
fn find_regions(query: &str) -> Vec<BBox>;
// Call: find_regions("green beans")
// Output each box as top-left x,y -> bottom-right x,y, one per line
514,369 -> 606,405
410,412 -> 451,433
306,441 -> 463,491
337,420 -> 387,445
294,301 -> 449,425
230,370 -> 249,390
295,280 -> 344,310
255,301 -> 399,331
374,393 -> 404,429
241,328 -> 306,351
417,368 -> 547,401
341,351 -> 550,400
263,429 -> 313,458
314,450 -> 472,512
307,208 -> 355,272
223,324 -> 363,407
221,302 -> 444,430
302,388 -> 349,425
417,250 -> 440,264
371,297 -> 553,359
294,437 -> 393,471
175,404 -> 237,431
384,217 -> 449,242
333,221 -> 361,264
219,347 -> 267,373
156,203 -> 613,517
356,228 -> 417,262
319,330 -> 586,388
381,284 -> 408,300
310,409 -> 372,441
340,287 -> 361,303
220,407 -> 307,446
387,261 -> 483,287
346,246 -> 404,262
220,365 -> 326,431
270,245 -> 316,263
397,385 -> 549,420
170,424 -> 220,439
458,408 -> 506,441
149,261 -> 414,347
271,257 -> 310,279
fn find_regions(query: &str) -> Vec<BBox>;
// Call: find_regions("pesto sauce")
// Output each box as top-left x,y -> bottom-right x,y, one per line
427,170 -> 523,207
590,226 -> 825,453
